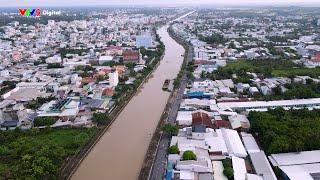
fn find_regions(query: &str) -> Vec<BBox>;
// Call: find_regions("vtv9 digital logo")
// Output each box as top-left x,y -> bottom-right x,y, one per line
18,8 -> 41,17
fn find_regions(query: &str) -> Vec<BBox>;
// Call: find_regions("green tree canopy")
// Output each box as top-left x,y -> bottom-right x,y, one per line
182,150 -> 197,161
168,145 -> 179,154
223,167 -> 234,180
162,124 -> 178,136
92,113 -> 110,126
34,117 -> 56,127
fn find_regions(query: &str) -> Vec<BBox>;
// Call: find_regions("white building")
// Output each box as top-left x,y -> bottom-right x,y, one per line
108,70 -> 119,87
46,55 -> 62,64
99,56 -> 113,65
218,98 -> 320,112
269,150 -> 320,180
70,33 -> 77,46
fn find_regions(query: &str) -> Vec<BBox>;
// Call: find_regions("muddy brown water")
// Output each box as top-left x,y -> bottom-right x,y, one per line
72,14 -> 189,180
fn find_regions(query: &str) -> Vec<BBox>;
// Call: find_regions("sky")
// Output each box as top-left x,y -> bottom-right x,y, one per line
1,0 -> 320,7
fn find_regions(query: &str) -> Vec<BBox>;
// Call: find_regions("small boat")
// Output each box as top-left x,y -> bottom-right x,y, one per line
162,79 -> 170,91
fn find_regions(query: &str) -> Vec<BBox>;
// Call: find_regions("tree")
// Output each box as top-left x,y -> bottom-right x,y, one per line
168,145 -> 179,154
182,150 -> 197,161
162,124 -> 178,136
13,154 -> 58,179
223,167 -> 234,180
47,63 -> 63,69
92,113 -> 110,126
34,117 -> 56,127
222,158 -> 232,168
228,41 -> 236,49
200,71 -> 206,78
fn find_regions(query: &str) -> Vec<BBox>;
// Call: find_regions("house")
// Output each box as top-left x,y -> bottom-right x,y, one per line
0,120 -> 19,130
260,86 -> 271,96
176,111 -> 193,125
232,156 -> 247,180
184,91 -> 213,99
192,111 -> 213,128
217,98 -> 320,112
123,50 -> 140,63
37,98 -> 79,122
136,34 -> 152,48
306,53 -> 320,67
228,114 -> 250,130
2,86 -> 49,101
241,132 -> 260,154
109,70 -> 119,87
268,150 -> 320,180
181,99 -> 216,111
250,151 -> 277,180
236,83 -> 250,93
99,55 -> 113,65
219,128 -> 248,158
81,98 -> 111,111
105,46 -> 122,56
249,87 -> 259,95
245,50 -> 256,59
46,55 -> 62,64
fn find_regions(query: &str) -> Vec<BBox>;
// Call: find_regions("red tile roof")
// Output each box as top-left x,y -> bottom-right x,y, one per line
214,120 -> 231,129
192,112 -> 213,128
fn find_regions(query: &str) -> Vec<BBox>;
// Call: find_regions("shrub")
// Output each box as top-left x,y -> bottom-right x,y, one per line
34,117 -> 56,127
168,145 -> 179,154
222,158 -> 232,168
182,150 -> 196,161
162,124 -> 178,136
223,167 -> 234,180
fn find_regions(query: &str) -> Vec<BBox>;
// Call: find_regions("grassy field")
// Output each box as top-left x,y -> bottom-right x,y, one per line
272,67 -> 320,77
0,128 -> 97,179
216,59 -> 320,78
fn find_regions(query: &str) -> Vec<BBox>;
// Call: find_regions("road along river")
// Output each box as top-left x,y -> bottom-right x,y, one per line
72,13 -> 190,180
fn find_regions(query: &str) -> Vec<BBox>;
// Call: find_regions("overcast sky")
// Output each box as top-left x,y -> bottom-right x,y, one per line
1,0 -> 320,7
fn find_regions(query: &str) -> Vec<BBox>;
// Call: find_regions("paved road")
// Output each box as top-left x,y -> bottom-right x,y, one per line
149,44 -> 193,180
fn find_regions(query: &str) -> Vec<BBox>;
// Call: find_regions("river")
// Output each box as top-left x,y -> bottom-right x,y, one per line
72,12 -> 190,180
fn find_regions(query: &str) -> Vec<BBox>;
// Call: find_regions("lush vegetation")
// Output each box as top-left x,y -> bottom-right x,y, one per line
222,158 -> 234,180
182,150 -> 197,161
47,63 -> 64,69
211,59 -> 320,80
168,145 -> 179,154
33,117 -> 57,127
0,81 -> 17,96
92,113 -> 110,126
261,81 -> 320,100
0,128 -> 97,179
199,33 -> 227,44
162,124 -> 178,136
214,59 -> 301,79
249,108 -> 320,155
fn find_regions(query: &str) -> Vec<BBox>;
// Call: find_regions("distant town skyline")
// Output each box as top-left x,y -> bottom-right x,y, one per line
1,0 -> 320,7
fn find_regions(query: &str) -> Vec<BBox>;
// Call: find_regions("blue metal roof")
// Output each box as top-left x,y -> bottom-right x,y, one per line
165,171 -> 173,180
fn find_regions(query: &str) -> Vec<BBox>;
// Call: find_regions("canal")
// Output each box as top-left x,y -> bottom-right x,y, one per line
72,13 -> 190,180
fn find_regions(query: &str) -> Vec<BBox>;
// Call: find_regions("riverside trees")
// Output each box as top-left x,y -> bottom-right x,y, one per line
249,108 -> 320,155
